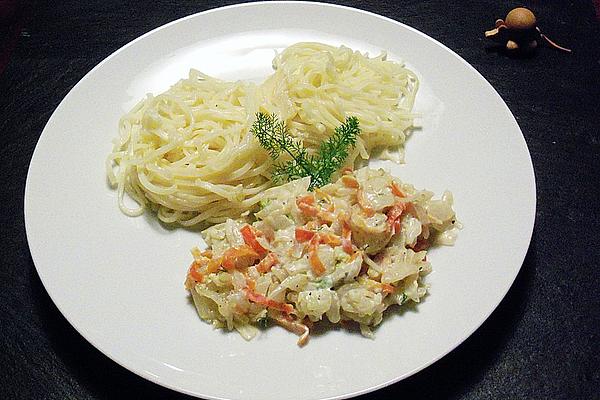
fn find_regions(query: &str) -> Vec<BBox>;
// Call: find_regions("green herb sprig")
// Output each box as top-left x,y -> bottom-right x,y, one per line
251,112 -> 360,190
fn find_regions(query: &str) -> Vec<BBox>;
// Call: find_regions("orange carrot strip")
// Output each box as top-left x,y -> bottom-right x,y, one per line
341,175 -> 359,189
200,249 -> 213,258
240,224 -> 268,257
339,215 -> 354,254
296,195 -> 319,217
246,278 -> 256,291
256,252 -> 279,273
295,227 -> 316,243
390,182 -> 406,198
357,188 -> 375,217
387,202 -> 407,234
340,218 -> 352,239
244,289 -> 294,314
341,238 -> 354,254
308,237 -> 326,276
271,314 -> 310,346
206,257 -> 223,274
387,202 -> 406,223
187,262 -> 204,283
298,194 -> 315,206
222,245 -> 260,271
318,232 -> 341,247
381,283 -> 395,294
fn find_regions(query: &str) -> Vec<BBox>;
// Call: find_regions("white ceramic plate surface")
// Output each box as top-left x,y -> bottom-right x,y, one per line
25,2 -> 536,400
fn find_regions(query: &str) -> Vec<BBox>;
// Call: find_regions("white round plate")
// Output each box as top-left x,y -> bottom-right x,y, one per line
25,2 -> 536,400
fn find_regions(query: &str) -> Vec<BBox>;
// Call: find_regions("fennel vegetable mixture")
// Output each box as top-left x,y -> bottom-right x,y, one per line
185,167 -> 458,345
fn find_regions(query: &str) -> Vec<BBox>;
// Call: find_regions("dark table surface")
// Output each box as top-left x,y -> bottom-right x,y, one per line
2,1 -> 599,399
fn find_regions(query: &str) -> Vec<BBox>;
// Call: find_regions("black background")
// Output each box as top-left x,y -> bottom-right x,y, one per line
1,1 -> 599,399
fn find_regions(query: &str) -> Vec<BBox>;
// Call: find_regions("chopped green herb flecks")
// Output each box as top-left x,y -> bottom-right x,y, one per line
400,293 -> 408,305
258,317 -> 269,329
316,276 -> 334,289
258,199 -> 271,210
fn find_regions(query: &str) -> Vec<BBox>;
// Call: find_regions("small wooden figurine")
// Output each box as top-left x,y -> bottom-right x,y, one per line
485,7 -> 571,53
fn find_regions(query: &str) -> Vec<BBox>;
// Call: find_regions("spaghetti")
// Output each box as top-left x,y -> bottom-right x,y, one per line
107,43 -> 419,226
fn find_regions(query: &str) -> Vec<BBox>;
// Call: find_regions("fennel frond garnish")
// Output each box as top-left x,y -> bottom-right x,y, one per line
251,112 -> 360,190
